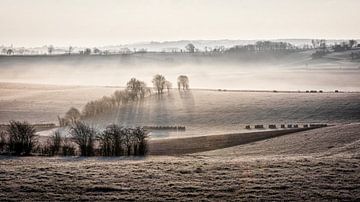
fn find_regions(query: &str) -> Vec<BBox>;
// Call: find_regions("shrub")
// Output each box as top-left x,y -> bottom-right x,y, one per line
134,127 -> 148,156
98,125 -> 148,156
70,121 -> 96,156
57,115 -> 69,127
49,130 -> 62,155
123,128 -> 134,155
35,142 -> 52,156
0,131 -> 7,153
7,121 -> 37,155
97,130 -> 113,156
62,135 -> 76,156
65,107 -> 81,123
98,124 -> 124,156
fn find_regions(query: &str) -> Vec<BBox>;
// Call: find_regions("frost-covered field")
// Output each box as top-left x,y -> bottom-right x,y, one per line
1,82 -> 360,139
0,82 -> 116,124
97,90 -> 360,138
0,81 -> 359,201
1,123 -> 359,201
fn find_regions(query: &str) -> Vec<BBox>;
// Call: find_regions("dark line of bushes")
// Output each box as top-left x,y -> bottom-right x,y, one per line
0,121 -> 148,157
96,124 -> 147,156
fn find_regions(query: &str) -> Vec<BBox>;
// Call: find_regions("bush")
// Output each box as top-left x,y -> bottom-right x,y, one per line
7,121 -> 37,155
49,130 -> 62,155
97,131 -> 112,156
70,121 -> 96,156
123,128 -> 134,155
0,131 -> 7,153
35,142 -> 52,156
62,136 -> 76,156
97,125 -> 148,156
134,127 -> 148,156
98,124 -> 124,156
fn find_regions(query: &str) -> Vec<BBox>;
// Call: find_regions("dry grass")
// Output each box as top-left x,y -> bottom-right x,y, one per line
0,155 -> 359,201
1,124 -> 360,201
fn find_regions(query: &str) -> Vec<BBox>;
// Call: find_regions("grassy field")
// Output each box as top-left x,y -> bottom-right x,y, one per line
1,82 -> 360,139
1,123 -> 359,201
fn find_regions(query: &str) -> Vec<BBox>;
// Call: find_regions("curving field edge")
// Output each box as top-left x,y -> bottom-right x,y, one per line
148,127 -> 321,155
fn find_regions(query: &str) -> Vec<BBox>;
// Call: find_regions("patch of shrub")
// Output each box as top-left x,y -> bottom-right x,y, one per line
98,124 -> 124,156
133,127 -> 148,156
70,121 -> 96,156
62,137 -> 76,156
97,125 -> 148,156
49,130 -> 62,155
0,131 -> 7,153
7,121 -> 37,155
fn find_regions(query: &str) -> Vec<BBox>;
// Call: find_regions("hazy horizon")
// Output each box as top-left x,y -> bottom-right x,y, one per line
2,38 -> 360,49
1,0 -> 360,47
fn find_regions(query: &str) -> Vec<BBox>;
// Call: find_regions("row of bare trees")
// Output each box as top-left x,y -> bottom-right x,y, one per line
82,78 -> 151,118
0,121 -> 37,155
96,124 -> 147,156
57,78 -> 151,124
59,75 -> 189,123
0,121 -> 76,156
152,74 -> 172,94
0,121 -> 148,157
67,122 -> 148,156
177,75 -> 189,90
226,41 -> 298,54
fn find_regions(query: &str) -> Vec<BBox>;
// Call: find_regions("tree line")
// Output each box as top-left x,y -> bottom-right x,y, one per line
0,120 -> 147,157
5,40 -> 358,56
58,75 -> 190,125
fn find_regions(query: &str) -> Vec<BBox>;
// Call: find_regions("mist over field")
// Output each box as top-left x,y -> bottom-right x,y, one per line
0,53 -> 359,91
1,0 -> 360,201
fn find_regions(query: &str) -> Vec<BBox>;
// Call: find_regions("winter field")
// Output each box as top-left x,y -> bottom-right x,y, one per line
1,82 -> 359,138
0,52 -> 360,201
1,123 -> 359,201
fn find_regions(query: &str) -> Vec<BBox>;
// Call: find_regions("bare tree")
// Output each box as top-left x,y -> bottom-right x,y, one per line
127,78 -> 148,100
98,124 -> 124,156
65,107 -> 81,124
1,48 -> 7,55
177,75 -> 189,90
62,134 -> 76,156
97,128 -> 113,156
70,121 -> 96,156
0,131 -> 7,152
152,74 -> 166,94
84,48 -> 91,55
48,45 -> 54,55
112,90 -> 125,107
165,81 -> 172,92
93,47 -> 101,54
49,130 -> 62,155
123,128 -> 133,155
6,121 -> 37,155
132,127 -> 147,156
6,49 -> 14,55
185,43 -> 195,53
349,40 -> 357,48
68,46 -> 73,55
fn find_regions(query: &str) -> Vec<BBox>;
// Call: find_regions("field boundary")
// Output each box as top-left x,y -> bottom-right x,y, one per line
148,127 -> 319,155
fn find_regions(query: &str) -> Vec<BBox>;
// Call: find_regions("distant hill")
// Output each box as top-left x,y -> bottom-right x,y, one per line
2,39 -> 359,54
100,39 -> 357,52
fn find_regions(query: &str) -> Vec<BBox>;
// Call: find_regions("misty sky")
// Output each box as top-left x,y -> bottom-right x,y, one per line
1,0 -> 359,47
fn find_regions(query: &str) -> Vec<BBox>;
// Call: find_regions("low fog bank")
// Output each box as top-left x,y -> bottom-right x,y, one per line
0,54 -> 359,91
84,90 -> 360,138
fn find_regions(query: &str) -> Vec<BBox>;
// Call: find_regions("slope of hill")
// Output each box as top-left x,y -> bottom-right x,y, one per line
1,123 -> 359,201
199,123 -> 360,158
